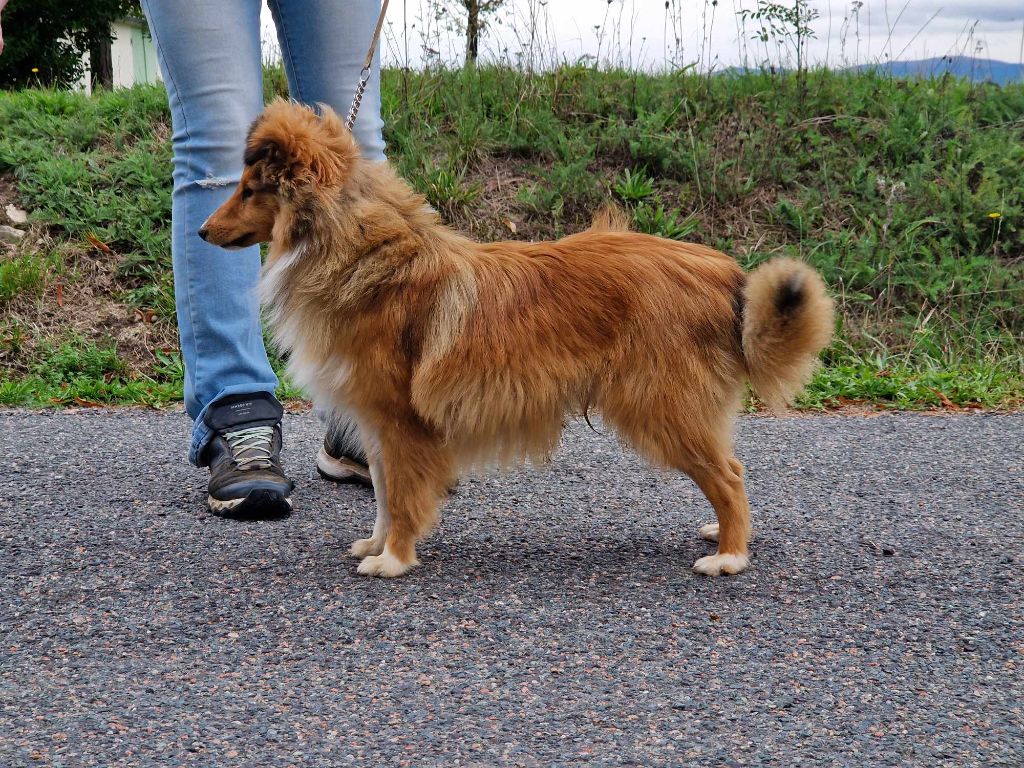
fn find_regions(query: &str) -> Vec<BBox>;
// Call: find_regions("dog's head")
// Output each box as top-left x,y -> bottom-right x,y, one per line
199,100 -> 359,249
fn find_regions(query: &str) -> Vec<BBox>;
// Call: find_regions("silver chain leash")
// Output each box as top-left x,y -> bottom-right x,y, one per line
345,0 -> 390,131
345,68 -> 371,130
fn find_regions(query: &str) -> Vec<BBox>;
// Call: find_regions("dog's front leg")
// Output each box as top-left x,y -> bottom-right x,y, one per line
349,455 -> 389,559
355,426 -> 452,578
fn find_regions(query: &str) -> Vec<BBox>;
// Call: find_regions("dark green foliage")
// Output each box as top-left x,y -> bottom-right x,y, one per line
0,1 -> 140,89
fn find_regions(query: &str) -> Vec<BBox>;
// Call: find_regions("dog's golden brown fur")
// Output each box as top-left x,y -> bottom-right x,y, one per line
201,100 -> 834,578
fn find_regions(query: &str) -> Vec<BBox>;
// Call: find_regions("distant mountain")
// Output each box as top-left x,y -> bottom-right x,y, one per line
852,56 -> 1024,85
717,57 -> 1023,85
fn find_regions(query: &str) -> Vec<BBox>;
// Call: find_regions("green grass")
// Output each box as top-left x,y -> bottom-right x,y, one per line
0,335 -> 180,406
0,251 -> 58,303
800,350 -> 1022,410
0,87 -> 181,326
0,66 -> 1021,409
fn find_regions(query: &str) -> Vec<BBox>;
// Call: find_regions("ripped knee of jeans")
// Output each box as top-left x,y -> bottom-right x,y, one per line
195,175 -> 238,189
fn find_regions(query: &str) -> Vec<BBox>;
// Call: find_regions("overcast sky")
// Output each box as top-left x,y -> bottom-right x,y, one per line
262,1 -> 1024,70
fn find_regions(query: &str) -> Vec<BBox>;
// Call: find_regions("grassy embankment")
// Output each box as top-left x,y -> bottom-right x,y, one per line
0,66 -> 1021,408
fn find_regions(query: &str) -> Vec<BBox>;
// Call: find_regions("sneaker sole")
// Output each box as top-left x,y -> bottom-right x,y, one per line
208,488 -> 293,519
316,447 -> 373,487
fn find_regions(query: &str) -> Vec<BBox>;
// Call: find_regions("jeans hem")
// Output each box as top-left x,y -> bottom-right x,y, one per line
189,384 -> 281,466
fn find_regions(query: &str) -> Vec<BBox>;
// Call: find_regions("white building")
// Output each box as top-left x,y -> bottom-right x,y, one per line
110,17 -> 161,88
78,17 -> 161,93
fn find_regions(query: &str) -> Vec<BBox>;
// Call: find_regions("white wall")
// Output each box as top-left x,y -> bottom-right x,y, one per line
111,22 -> 137,88
112,20 -> 161,88
77,20 -> 162,93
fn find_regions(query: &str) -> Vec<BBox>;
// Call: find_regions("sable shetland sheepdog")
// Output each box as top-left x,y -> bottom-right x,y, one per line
199,100 -> 834,579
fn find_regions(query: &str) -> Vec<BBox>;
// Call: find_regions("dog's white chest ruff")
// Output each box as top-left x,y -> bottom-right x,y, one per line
259,243 -> 354,410
260,245 -> 303,310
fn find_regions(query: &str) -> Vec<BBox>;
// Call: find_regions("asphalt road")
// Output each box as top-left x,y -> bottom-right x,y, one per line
1,409 -> 1021,767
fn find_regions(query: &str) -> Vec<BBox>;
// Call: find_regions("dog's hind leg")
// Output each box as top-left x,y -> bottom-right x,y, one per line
356,423 -> 453,578
686,456 -> 751,576
603,373 -> 752,575
613,413 -> 752,576
697,458 -> 747,544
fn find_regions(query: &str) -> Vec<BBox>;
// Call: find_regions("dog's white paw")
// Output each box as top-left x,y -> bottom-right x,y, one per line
692,552 -> 749,576
699,522 -> 719,542
349,537 -> 385,559
356,549 -> 417,578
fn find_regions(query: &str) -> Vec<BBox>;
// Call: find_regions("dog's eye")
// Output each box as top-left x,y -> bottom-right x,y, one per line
241,187 -> 254,201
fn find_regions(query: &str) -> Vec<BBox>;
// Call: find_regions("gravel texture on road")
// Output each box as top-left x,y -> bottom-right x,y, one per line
1,409 -> 1022,767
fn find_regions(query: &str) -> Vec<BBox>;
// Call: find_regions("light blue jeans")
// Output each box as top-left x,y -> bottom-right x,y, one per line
141,0 -> 385,465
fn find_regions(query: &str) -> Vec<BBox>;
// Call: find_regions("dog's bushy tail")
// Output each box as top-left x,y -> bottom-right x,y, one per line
589,203 -> 631,232
741,258 -> 834,411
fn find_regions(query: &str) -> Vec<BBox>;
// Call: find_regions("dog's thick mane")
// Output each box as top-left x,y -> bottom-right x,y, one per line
248,102 -> 479,423
250,104 -> 472,311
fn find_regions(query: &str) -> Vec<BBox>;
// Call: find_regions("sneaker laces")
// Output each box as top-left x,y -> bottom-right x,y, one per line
223,425 -> 275,469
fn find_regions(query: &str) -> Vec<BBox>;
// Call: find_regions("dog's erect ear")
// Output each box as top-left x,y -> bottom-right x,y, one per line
243,137 -> 283,185
244,100 -> 359,190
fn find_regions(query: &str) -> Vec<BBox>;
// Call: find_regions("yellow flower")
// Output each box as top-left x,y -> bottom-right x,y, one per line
31,67 -> 39,73
987,212 -> 1001,219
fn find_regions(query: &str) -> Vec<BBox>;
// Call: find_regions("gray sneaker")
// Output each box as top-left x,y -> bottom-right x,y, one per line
316,415 -> 372,487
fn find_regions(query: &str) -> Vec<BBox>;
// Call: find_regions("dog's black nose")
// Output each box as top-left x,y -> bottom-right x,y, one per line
197,227 -> 209,241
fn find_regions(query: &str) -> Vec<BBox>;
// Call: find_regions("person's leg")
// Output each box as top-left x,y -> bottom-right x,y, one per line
141,0 -> 280,466
143,1 -> 293,516
268,0 -> 387,162
269,0 -> 387,478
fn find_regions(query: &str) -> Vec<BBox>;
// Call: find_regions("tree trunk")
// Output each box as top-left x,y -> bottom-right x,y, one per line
465,0 -> 480,65
90,35 -> 113,90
